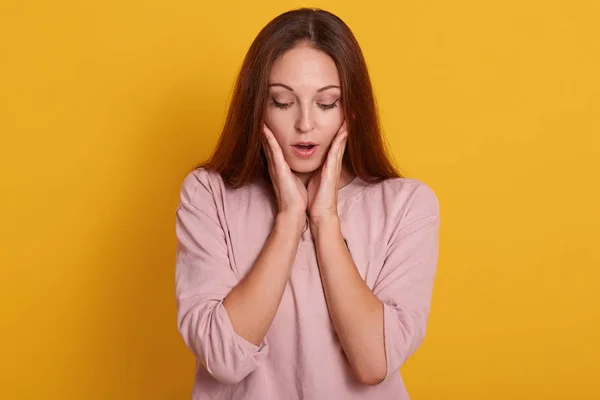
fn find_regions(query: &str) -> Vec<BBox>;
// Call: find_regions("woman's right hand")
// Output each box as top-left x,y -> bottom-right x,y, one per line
262,123 -> 308,219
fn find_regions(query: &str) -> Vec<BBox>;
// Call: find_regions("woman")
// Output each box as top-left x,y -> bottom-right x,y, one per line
175,7 -> 440,400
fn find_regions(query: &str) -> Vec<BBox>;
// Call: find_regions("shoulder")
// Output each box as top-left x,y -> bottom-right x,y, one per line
363,177 -> 440,219
178,167 -> 226,208
178,167 -> 268,211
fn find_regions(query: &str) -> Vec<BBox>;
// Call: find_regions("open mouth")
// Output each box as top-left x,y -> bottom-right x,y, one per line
294,144 -> 316,150
291,143 -> 318,157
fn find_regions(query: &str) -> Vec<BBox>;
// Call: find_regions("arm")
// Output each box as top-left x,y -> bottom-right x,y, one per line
223,211 -> 304,345
311,183 -> 440,385
175,170 -> 304,384
311,216 -> 387,385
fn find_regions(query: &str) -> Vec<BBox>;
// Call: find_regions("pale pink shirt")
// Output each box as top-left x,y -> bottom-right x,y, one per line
175,167 -> 440,400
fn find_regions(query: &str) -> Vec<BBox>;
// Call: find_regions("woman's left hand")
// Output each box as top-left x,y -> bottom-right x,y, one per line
307,121 -> 348,226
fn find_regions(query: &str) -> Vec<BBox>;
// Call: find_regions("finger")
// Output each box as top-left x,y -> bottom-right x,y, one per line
337,136 -> 347,176
263,124 -> 281,165
261,130 -> 273,166
338,135 -> 347,160
316,121 -> 347,186
326,130 -> 348,180
263,125 -> 284,162
336,121 -> 348,145
337,119 -> 348,136
334,136 -> 347,176
261,126 -> 277,178
263,124 -> 289,176
328,128 -> 347,165
321,138 -> 341,181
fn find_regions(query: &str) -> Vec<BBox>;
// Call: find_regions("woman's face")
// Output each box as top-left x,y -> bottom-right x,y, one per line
263,44 -> 345,176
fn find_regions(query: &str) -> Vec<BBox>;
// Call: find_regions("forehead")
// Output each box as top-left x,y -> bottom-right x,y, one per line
269,45 -> 340,88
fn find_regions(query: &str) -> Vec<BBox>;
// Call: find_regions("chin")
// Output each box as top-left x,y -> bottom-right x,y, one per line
288,159 -> 322,174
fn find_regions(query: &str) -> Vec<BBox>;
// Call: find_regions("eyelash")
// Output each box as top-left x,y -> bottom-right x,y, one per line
270,97 -> 339,111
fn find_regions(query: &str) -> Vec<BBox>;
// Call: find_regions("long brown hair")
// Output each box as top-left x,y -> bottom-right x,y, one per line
195,7 -> 402,187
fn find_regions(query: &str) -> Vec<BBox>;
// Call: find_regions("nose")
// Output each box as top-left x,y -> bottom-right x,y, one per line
294,105 -> 314,133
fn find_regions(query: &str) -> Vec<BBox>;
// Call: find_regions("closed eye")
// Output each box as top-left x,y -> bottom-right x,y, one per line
317,99 -> 339,111
270,97 -> 340,111
271,97 -> 293,110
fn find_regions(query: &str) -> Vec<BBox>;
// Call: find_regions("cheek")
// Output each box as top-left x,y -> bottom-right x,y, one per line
316,109 -> 345,141
263,107 -> 345,144
263,109 -> 293,142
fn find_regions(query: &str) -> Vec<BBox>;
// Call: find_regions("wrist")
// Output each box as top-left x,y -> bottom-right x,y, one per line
309,214 -> 340,236
275,211 -> 306,235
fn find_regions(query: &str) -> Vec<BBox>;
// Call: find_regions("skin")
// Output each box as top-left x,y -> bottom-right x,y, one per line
223,43 -> 387,386
263,43 -> 351,188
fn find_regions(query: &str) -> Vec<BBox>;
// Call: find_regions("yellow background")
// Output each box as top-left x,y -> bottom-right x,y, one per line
1,1 -> 599,399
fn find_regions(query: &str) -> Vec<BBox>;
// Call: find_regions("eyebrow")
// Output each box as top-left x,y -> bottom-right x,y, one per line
268,83 -> 340,93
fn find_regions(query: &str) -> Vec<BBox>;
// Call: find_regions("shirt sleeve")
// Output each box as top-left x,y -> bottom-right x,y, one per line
372,182 -> 440,380
174,169 -> 269,384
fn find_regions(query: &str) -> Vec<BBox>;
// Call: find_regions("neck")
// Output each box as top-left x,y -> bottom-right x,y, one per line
295,167 -> 355,189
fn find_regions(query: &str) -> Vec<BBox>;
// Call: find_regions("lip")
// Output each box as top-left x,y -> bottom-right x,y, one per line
292,141 -> 318,146
291,143 -> 319,158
